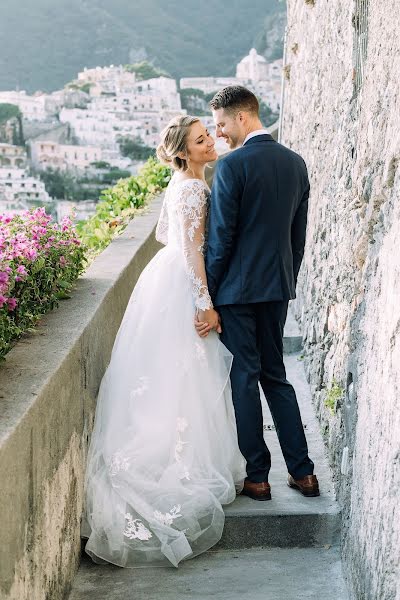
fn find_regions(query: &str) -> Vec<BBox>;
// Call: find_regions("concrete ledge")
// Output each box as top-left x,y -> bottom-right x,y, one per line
0,196 -> 164,600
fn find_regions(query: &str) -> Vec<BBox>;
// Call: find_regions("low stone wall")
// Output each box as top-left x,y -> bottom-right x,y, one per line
0,196 -> 163,600
281,1 -> 400,599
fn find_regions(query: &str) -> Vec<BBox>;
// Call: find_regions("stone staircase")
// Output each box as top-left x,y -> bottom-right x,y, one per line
68,306 -> 348,600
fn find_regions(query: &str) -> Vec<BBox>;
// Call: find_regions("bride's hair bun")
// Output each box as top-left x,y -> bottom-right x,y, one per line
156,143 -> 173,166
156,115 -> 199,172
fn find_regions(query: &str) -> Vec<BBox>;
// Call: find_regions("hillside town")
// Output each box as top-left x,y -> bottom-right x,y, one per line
0,49 -> 282,221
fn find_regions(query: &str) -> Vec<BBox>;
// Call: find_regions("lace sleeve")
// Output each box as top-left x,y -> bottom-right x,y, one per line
176,181 -> 213,311
155,193 -> 169,245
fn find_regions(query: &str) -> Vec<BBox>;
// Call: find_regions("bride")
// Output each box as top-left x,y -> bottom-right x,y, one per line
82,115 -> 246,568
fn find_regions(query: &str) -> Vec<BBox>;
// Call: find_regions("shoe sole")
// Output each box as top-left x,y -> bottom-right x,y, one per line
240,490 -> 272,501
287,482 -> 320,497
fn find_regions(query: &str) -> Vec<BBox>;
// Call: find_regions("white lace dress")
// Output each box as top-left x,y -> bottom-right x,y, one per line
82,176 -> 245,568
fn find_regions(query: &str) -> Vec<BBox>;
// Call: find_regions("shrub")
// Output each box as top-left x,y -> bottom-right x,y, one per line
0,207 -> 86,360
324,380 -> 344,415
76,157 -> 171,260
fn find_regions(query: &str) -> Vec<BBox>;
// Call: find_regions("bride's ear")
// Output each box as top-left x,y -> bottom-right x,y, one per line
177,151 -> 187,160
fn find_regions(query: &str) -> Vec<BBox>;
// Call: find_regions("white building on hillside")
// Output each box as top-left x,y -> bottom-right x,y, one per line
0,91 -> 59,121
59,108 -> 139,150
236,48 -> 269,82
135,77 -> 182,111
0,143 -> 27,168
180,77 -> 240,95
29,140 -> 103,171
0,167 -> 51,204
77,65 -> 137,95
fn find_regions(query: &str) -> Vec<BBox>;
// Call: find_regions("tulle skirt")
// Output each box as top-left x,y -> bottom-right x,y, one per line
82,244 -> 246,568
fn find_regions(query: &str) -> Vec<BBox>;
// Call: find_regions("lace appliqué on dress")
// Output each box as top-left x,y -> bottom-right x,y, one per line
188,266 -> 213,312
154,505 -> 182,526
124,513 -> 152,541
175,418 -> 190,481
109,451 -> 130,476
176,180 -> 213,311
130,376 -> 149,400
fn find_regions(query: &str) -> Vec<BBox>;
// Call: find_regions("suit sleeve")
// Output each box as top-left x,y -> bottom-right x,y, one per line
206,158 -> 241,301
291,171 -> 309,283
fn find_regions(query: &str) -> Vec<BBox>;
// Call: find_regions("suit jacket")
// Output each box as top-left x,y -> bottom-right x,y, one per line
205,134 -> 309,306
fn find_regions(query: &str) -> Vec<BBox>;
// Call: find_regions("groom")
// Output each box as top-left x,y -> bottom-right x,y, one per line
196,86 -> 319,501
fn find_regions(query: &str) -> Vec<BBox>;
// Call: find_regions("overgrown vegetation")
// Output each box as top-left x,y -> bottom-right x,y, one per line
76,157 -> 171,259
124,61 -> 170,81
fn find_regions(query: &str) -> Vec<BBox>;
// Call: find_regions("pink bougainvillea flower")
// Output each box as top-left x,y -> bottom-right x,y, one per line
59,256 -> 67,267
25,248 -> 38,260
0,272 -> 10,285
7,297 -> 17,311
0,295 -> 7,308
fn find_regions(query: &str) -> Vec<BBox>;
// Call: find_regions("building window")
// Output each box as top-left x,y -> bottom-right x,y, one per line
352,0 -> 369,97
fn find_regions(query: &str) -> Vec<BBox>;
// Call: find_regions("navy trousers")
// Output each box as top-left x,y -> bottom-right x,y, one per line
219,301 -> 314,482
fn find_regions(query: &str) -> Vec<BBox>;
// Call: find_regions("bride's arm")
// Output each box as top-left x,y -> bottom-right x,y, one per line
177,182 -> 219,330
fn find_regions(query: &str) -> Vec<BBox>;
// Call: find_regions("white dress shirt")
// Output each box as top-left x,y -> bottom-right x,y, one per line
243,129 -> 271,146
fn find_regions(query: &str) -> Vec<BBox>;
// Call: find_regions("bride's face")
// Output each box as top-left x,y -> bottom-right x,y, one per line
185,121 -> 218,165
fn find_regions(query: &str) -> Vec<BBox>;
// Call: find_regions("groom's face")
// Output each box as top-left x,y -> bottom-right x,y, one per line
212,108 -> 245,150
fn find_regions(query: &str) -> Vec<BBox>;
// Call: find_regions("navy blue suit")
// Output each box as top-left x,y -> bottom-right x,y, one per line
206,134 -> 314,482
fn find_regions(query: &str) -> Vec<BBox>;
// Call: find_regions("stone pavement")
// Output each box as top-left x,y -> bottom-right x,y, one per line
68,305 -> 348,600
69,546 -> 347,600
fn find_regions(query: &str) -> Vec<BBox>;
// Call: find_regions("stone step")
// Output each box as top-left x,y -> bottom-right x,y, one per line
218,346 -> 340,549
69,304 -> 343,600
69,546 -> 349,600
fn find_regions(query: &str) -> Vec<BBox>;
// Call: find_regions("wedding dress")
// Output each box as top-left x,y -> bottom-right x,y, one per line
82,175 -> 245,568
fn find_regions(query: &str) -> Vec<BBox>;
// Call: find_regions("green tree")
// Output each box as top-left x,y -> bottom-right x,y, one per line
124,61 -> 170,81
259,100 -> 279,127
119,136 -> 154,161
38,168 -> 78,200
0,103 -> 21,124
180,88 -> 209,116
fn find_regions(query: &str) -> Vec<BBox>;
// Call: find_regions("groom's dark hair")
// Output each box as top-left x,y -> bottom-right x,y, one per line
209,86 -> 259,116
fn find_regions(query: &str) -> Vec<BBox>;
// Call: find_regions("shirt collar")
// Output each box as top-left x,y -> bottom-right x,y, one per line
242,129 -> 271,146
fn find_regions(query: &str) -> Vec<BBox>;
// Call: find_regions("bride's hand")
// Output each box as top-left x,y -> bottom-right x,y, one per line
195,308 -> 222,338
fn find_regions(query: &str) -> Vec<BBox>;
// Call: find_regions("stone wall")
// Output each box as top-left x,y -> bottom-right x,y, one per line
0,197 -> 163,600
281,1 -> 400,599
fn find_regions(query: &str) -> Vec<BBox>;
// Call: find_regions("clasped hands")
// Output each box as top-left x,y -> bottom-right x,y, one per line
194,307 -> 222,338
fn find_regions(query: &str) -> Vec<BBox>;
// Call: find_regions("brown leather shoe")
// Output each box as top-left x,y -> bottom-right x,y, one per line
241,480 -> 271,501
287,474 -> 320,497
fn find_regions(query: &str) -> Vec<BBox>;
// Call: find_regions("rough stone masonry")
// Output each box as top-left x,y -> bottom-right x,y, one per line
281,1 -> 400,599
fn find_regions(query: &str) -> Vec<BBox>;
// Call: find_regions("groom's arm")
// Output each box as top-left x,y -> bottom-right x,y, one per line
206,158 -> 241,301
291,177 -> 310,284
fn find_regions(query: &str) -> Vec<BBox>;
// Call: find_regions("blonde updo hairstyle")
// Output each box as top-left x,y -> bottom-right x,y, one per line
156,115 -> 200,172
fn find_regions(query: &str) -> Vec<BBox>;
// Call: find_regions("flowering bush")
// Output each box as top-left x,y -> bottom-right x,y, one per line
0,207 -> 86,360
76,157 -> 171,259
